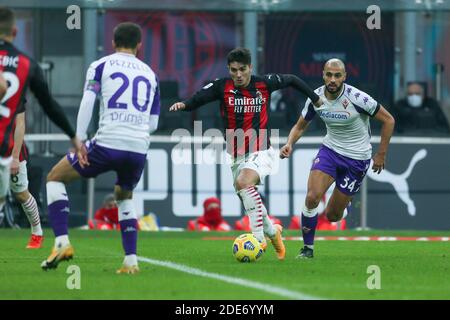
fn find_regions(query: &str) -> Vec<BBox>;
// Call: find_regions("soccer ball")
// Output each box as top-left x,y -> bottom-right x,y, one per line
232,233 -> 264,262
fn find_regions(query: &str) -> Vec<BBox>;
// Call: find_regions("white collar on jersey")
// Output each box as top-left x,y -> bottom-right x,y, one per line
114,52 -> 136,57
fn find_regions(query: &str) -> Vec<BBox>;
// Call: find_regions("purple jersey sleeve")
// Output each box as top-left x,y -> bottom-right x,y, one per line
84,61 -> 105,94
150,79 -> 160,115
301,99 -> 316,121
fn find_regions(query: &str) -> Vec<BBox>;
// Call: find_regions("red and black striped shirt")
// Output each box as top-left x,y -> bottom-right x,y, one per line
184,74 -> 319,157
0,40 -> 75,158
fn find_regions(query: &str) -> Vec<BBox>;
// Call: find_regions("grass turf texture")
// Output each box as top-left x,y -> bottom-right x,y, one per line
0,229 -> 449,300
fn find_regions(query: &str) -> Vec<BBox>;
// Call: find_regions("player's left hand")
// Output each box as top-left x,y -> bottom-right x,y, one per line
372,152 -> 385,174
71,137 -> 90,168
77,144 -> 89,169
10,158 -> 20,176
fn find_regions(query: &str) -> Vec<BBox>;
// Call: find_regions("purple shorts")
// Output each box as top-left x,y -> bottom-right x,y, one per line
67,140 -> 146,191
311,145 -> 370,196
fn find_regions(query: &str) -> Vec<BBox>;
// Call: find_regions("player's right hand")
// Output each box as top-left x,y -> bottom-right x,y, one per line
279,144 -> 292,159
71,137 -> 90,168
10,158 -> 20,176
169,102 -> 186,112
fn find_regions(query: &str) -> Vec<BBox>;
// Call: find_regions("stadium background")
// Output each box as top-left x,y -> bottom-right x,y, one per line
2,0 -> 450,231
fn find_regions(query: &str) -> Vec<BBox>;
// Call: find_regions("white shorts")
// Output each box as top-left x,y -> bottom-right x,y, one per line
230,147 -> 277,189
0,157 -> 12,198
10,160 -> 28,193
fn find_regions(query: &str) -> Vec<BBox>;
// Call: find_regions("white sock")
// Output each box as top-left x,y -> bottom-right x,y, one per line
260,204 -> 276,238
117,199 -> 137,221
124,254 -> 138,266
55,235 -> 70,248
302,204 -> 319,217
21,195 -> 43,236
46,181 -> 69,204
237,186 -> 265,243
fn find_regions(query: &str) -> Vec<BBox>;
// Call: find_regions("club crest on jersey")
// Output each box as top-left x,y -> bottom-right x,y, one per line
256,89 -> 263,100
342,99 -> 349,109
314,157 -> 320,164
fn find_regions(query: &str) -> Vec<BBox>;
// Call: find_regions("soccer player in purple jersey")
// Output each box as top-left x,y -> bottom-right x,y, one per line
280,59 -> 395,258
41,23 -> 160,274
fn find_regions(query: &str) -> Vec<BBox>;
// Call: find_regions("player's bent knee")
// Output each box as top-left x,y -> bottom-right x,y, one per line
114,187 -> 132,201
234,179 -> 253,191
14,190 -> 30,203
116,193 -> 132,201
305,192 -> 321,209
46,166 -> 61,182
326,211 -> 343,222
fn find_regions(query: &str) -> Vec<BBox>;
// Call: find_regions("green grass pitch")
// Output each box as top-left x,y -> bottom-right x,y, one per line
0,229 -> 449,300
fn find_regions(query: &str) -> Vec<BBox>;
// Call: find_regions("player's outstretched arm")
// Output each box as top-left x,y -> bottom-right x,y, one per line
280,116 -> 310,159
274,74 -> 323,107
170,79 -> 221,113
372,105 -> 395,174
28,62 -> 75,139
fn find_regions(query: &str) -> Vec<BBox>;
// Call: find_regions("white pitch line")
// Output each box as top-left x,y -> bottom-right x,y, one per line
137,256 -> 323,300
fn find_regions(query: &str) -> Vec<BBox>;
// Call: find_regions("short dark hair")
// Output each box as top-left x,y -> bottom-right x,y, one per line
227,48 -> 252,66
113,22 -> 142,49
0,7 -> 15,36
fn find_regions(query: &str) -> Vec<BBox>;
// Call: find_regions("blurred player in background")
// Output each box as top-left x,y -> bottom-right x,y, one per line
10,106 -> 44,248
41,22 -> 160,274
0,8 -> 84,218
88,193 -> 119,230
280,58 -> 395,258
170,48 -> 323,260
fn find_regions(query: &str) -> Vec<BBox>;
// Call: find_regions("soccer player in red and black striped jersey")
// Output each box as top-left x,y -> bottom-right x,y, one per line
170,48 -> 323,260
0,8 -> 87,215
10,104 -> 44,249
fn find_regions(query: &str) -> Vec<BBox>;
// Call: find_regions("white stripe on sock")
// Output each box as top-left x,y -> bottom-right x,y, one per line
21,195 -> 42,236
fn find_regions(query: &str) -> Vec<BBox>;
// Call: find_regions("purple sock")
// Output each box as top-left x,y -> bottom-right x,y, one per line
120,219 -> 138,255
301,213 -> 318,247
48,200 -> 69,236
